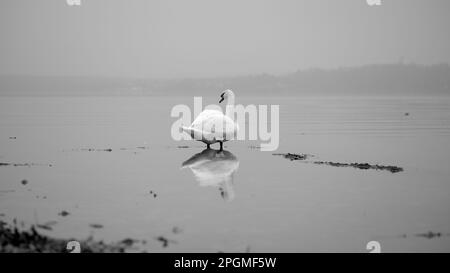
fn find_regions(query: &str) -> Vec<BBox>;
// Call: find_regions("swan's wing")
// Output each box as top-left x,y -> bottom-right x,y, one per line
191,110 -> 238,141
210,115 -> 238,141
191,109 -> 223,129
182,126 -> 216,141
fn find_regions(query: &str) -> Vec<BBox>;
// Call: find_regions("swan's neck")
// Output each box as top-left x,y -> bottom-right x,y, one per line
225,95 -> 235,120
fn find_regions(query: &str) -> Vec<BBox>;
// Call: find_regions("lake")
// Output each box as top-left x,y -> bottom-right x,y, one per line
1,95 -> 450,252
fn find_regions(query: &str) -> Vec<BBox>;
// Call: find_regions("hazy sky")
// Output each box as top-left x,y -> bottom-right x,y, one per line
0,0 -> 449,78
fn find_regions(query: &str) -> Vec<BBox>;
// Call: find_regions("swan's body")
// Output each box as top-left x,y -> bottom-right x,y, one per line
182,89 -> 238,150
182,109 -> 236,144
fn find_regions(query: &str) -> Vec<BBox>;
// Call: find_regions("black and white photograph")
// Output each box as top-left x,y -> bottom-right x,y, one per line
0,0 -> 450,260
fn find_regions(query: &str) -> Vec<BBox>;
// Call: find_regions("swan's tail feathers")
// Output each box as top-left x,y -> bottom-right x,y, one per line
181,126 -> 216,142
181,126 -> 191,135
181,126 -> 202,140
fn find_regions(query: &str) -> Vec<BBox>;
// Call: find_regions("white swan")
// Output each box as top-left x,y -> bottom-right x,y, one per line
182,89 -> 238,150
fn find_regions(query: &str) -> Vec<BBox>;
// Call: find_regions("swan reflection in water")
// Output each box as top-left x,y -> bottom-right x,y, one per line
181,149 -> 239,201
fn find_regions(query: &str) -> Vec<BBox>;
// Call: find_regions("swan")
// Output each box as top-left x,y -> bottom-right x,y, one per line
181,148 -> 239,201
182,89 -> 238,150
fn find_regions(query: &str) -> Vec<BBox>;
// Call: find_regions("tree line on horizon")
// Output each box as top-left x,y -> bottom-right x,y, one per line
0,63 -> 449,96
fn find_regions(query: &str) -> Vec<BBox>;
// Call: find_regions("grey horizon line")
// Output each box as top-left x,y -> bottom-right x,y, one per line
1,61 -> 448,81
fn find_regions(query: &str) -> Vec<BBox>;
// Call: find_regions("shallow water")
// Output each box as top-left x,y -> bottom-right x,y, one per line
1,96 -> 450,252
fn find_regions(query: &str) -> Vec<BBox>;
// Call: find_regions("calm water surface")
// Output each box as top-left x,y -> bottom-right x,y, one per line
1,96 -> 450,252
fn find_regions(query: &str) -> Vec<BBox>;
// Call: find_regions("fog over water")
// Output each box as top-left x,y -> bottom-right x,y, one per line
1,0 -> 450,78
1,1 -> 450,253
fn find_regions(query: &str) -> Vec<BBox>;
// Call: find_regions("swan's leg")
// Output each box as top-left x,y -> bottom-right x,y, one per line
207,144 -> 210,149
219,141 -> 223,151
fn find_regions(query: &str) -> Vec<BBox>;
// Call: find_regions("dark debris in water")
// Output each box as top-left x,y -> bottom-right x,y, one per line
21,179 -> 28,185
149,190 -> 158,198
273,153 -> 312,161
119,146 -> 150,151
416,231 -> 443,239
313,161 -> 403,173
67,146 -> 151,153
155,236 -> 177,248
81,148 -> 113,152
415,231 -> 450,239
120,238 -> 136,246
35,195 -> 47,199
63,148 -> 113,152
36,224 -> 53,231
273,152 -> 403,173
172,226 -> 182,234
249,145 -> 261,150
36,221 -> 58,231
0,221 -> 132,253
400,231 -> 450,239
89,224 -> 104,229
58,211 -> 70,217
0,162 -> 52,167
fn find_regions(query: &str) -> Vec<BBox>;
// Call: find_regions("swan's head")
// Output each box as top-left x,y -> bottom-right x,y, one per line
219,89 -> 234,103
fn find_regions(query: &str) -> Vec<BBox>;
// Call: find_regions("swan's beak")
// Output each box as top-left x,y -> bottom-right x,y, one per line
219,97 -> 224,103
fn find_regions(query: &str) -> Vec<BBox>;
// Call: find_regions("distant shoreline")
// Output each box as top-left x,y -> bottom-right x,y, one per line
1,63 -> 449,97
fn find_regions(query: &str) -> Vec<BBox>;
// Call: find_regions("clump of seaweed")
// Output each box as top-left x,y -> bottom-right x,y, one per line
273,152 -> 403,173
0,162 -> 52,167
272,153 -> 311,161
177,145 -> 190,149
58,210 -> 70,217
80,148 -> 113,152
155,236 -> 177,248
0,221 -> 132,253
399,231 -> 450,239
313,161 -> 404,173
415,231 -> 448,239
